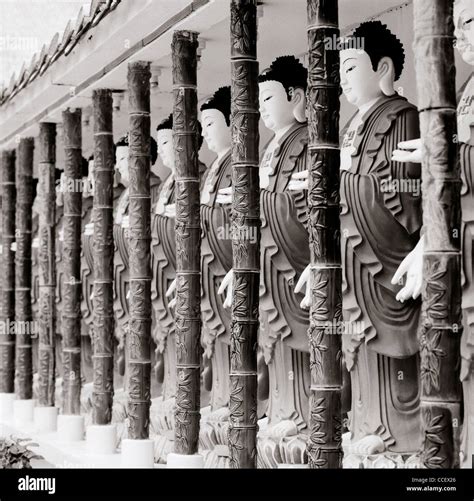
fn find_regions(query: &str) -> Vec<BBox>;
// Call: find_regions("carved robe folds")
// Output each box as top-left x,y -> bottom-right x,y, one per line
258,122 -> 311,467
459,76 -> 474,468
341,95 -> 422,454
199,152 -> 232,465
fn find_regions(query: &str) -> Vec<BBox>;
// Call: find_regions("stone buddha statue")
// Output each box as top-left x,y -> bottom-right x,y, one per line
113,134 -> 159,383
149,114 -> 178,462
198,86 -> 234,467
81,156 -> 94,385
331,22 -> 423,461
393,0 -> 474,467
220,56 -> 311,467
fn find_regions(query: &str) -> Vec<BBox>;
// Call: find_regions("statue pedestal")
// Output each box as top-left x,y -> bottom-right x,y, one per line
167,452 -> 204,468
121,439 -> 154,468
13,399 -> 35,426
57,414 -> 85,442
34,406 -> 58,432
0,393 -> 15,422
86,424 -> 117,455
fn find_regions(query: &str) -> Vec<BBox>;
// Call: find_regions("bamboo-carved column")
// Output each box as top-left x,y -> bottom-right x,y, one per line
92,90 -> 115,424
126,62 -> 152,439
305,0 -> 342,468
0,149 -> 16,394
62,109 -> 83,415
15,138 -> 35,400
229,0 -> 260,468
413,0 -> 462,468
38,122 -> 57,407
172,30 -> 202,455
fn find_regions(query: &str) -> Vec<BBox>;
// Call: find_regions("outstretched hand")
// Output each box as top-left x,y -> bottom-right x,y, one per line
216,187 -> 232,205
391,138 -> 422,164
217,269 -> 233,309
391,235 -> 424,302
294,264 -> 311,310
288,170 -> 309,191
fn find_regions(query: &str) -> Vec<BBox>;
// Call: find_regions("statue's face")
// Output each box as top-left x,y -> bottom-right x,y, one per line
340,49 -> 383,109
259,80 -> 296,132
454,1 -> 474,66
156,129 -> 174,171
115,145 -> 129,185
201,109 -> 230,154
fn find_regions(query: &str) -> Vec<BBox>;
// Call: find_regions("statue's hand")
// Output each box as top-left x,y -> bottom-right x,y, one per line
166,278 -> 177,310
216,187 -> 232,205
288,169 -> 309,191
10,242 -> 17,252
391,235 -> 424,302
217,269 -> 233,309
121,215 -> 129,229
32,237 -> 39,249
391,138 -> 422,164
164,203 -> 176,218
84,222 -> 94,236
294,264 -> 311,310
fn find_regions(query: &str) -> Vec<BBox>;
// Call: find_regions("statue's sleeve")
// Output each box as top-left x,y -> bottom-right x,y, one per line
292,142 -> 309,229
381,106 -> 422,236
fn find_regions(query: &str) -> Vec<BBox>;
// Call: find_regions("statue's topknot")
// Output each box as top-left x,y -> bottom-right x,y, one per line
258,55 -> 308,100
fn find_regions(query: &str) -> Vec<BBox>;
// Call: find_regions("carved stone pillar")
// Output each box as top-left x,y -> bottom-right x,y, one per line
38,122 -> 57,407
229,0 -> 260,468
172,30 -> 202,455
0,149 -> 16,394
413,0 -> 462,468
305,0 -> 343,468
15,138 -> 35,400
92,90 -> 115,424
62,109 -> 83,415
126,61 -> 152,439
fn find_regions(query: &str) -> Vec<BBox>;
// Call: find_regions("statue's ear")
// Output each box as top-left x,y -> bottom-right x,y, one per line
377,56 -> 397,96
290,87 -> 307,123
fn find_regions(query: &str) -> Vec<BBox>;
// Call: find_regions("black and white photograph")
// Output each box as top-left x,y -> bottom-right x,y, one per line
0,0 -> 473,499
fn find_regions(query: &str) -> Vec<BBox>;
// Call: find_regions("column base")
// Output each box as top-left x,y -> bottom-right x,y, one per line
0,393 -> 15,422
121,439 -> 155,468
34,406 -> 58,432
86,424 -> 117,455
167,452 -> 204,468
57,414 -> 85,442
13,399 -> 35,426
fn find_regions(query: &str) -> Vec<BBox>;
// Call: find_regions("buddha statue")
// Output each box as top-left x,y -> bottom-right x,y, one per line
113,134 -> 159,384
198,86 -> 234,467
219,56 -> 311,467
81,156 -> 94,386
317,21 -> 422,459
392,0 -> 474,467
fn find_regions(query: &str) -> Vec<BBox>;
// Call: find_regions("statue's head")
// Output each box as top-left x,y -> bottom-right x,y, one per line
454,0 -> 474,66
200,86 -> 231,155
156,114 -> 174,171
258,55 -> 307,133
341,21 -> 405,109
155,114 -> 203,173
114,133 -> 158,185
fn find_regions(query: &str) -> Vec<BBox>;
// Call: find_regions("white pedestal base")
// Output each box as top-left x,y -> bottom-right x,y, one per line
121,439 -> 154,468
34,406 -> 58,432
0,393 -> 15,422
167,452 -> 204,468
57,414 -> 84,442
277,463 -> 309,469
86,424 -> 117,455
13,399 -> 35,426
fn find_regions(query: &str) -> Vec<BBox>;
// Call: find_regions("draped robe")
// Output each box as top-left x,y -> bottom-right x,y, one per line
340,94 -> 422,453
458,74 -> 474,467
200,151 -> 233,411
259,122 -> 311,431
